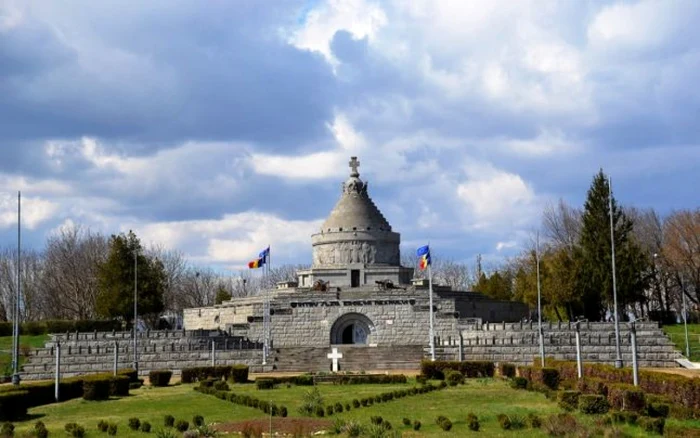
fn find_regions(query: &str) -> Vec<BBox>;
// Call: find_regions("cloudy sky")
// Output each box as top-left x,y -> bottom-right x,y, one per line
1,0 -> 698,271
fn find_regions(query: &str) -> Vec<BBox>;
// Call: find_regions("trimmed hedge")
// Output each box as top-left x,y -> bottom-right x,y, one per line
444,370 -> 464,386
180,365 -> 249,384
558,391 -> 581,411
0,391 -> 28,421
117,368 -> 139,383
420,360 -> 494,379
109,375 -> 130,397
499,362 -> 516,378
83,374 -> 112,401
578,394 -> 610,414
608,384 -> 645,412
517,366 -> 560,390
148,370 -> 172,387
0,319 -> 121,337
255,379 -> 276,390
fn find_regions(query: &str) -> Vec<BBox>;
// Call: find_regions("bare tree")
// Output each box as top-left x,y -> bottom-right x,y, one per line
542,199 -> 581,250
662,209 -> 700,311
41,224 -> 108,319
0,247 -> 44,321
148,245 -> 188,313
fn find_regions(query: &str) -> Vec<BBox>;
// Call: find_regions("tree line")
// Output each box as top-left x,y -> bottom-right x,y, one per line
0,227 -> 302,327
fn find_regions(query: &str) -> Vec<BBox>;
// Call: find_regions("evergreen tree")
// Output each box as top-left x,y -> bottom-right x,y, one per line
214,286 -> 232,305
95,231 -> 165,325
474,270 -> 513,301
576,170 -> 650,320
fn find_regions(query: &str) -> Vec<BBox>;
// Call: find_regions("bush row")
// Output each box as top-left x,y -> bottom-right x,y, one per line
0,319 -> 122,337
321,383 -> 447,418
517,366 -> 560,390
547,360 -> 700,412
180,365 -> 249,383
0,371 -> 133,420
420,360 -> 495,379
194,386 -> 288,417
148,370 -> 172,387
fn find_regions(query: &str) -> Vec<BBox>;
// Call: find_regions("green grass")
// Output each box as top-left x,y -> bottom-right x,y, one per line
0,334 -> 49,375
663,323 -> 700,361
5,379 -> 699,437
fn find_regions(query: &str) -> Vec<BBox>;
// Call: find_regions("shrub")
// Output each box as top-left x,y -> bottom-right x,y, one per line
579,394 -> 610,414
109,375 -> 130,397
182,432 -> 198,438
445,370 -> 464,386
608,384 -> 645,412
499,363 -> 516,378
315,406 -> 325,417
154,428 -> 178,438
467,413 -> 479,431
107,423 -> 117,436
420,360 -> 494,379
192,415 -> 204,427
436,416 -> 452,431
370,416 -> 383,425
163,415 -> 175,428
509,415 -> 526,430
256,379 -> 276,390
558,390 -> 581,411
542,413 -> 578,437
280,406 -> 288,418
352,399 -> 360,408
577,378 -> 609,396
527,413 -> 542,428
412,420 -> 421,431
640,417 -> 665,435
416,374 -> 428,385
537,368 -> 560,390
345,403 -> 351,412
180,365 -> 249,384
334,402 -> 343,413
34,421 -> 48,438
97,420 -> 109,432
175,420 -> 189,432
298,387 -> 324,417
402,418 -> 411,426
325,405 -> 334,416
82,374 -> 112,401
64,423 -> 85,438
497,414 -> 511,430
141,422 -> 152,433
213,381 -> 229,391
149,370 -> 172,387
646,402 -> 670,418
1,422 -> 14,437
511,377 -> 528,390
128,418 -> 141,431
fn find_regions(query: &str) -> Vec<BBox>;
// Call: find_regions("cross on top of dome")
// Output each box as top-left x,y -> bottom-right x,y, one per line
349,156 -> 360,177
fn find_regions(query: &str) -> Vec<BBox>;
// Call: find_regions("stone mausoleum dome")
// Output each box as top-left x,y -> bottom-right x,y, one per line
297,157 -> 412,288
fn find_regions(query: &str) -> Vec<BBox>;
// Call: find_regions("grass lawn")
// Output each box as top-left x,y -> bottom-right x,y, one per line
663,324 -> 700,362
0,334 -> 49,375
7,378 -> 700,437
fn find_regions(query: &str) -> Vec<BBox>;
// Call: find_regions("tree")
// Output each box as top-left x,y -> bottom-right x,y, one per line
214,286 -> 232,305
575,170 -> 650,321
95,231 -> 165,326
662,209 -> 700,310
473,270 -> 513,301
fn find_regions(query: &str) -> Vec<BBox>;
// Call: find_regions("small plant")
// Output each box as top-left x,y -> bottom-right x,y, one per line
543,413 -> 578,437
352,399 -> 360,408
315,406 -> 325,417
129,418 -> 141,430
195,424 -> 218,438
164,415 -> 175,428
412,420 -> 421,431
344,421 -> 363,438
334,402 -> 343,413
509,415 -> 526,430
497,414 -> 511,430
416,374 -> 428,385
527,413 -> 542,428
107,423 -> 117,436
182,432 -> 198,438
34,421 -> 48,438
1,423 -> 15,437
331,418 -> 346,435
402,418 -> 411,426
444,369 -> 464,386
325,405 -> 334,416
558,390 -> 581,411
97,420 -> 109,433
213,381 -> 229,391
639,417 -> 665,435
141,422 -> 152,433
370,416 -> 383,425
579,394 -> 610,415
175,420 -> 189,432
467,413 -> 480,431
154,428 -> 178,438
511,376 -> 528,389
192,415 -> 204,427
64,424 -> 85,438
435,416 -> 452,431
345,403 -> 351,412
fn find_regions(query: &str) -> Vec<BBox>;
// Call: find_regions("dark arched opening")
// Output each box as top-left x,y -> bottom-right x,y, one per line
330,313 -> 375,345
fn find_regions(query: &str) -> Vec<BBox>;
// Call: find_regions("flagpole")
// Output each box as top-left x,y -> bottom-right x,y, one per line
428,262 -> 435,361
12,191 -> 21,385
609,176 -> 622,369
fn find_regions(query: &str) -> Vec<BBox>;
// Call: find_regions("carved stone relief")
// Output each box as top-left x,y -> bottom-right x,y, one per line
314,240 -> 398,266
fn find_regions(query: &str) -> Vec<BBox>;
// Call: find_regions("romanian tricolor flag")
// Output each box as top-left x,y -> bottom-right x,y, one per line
248,257 -> 265,269
416,245 -> 431,270
259,246 -> 270,259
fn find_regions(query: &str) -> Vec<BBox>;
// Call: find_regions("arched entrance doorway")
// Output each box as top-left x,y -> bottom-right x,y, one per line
330,313 -> 375,345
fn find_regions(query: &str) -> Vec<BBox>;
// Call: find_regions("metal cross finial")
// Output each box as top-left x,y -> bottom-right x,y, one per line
349,156 -> 360,177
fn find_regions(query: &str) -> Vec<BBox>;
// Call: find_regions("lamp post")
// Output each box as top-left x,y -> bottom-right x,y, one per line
12,191 -> 21,386
574,318 -> 588,379
536,232 -> 545,367
133,248 -> 138,375
627,318 -> 647,387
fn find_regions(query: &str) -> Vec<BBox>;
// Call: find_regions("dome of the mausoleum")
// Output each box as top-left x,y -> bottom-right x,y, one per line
310,157 -> 401,268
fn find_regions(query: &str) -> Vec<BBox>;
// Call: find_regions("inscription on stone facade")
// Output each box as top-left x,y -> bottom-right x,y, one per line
290,299 -> 415,308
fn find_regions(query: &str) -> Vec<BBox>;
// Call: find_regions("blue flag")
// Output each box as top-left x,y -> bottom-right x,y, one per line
416,245 -> 430,257
259,246 -> 270,258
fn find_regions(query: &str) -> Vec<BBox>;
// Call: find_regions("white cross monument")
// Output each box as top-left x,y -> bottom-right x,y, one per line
327,347 -> 343,372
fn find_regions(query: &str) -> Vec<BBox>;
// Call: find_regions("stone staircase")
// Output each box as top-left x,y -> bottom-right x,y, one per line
21,329 -> 268,380
432,321 -> 682,368
271,345 -> 423,372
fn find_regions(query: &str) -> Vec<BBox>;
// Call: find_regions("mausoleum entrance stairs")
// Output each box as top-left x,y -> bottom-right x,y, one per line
271,345 -> 423,373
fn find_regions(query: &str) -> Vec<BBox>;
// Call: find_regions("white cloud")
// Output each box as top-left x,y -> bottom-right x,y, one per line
0,194 -> 60,230
289,0 -> 387,67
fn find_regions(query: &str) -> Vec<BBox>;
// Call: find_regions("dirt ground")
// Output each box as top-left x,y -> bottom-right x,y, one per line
213,418 -> 333,436
646,367 -> 700,378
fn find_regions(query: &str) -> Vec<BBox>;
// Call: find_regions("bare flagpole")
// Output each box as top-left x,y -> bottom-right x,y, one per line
609,175 -> 623,368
